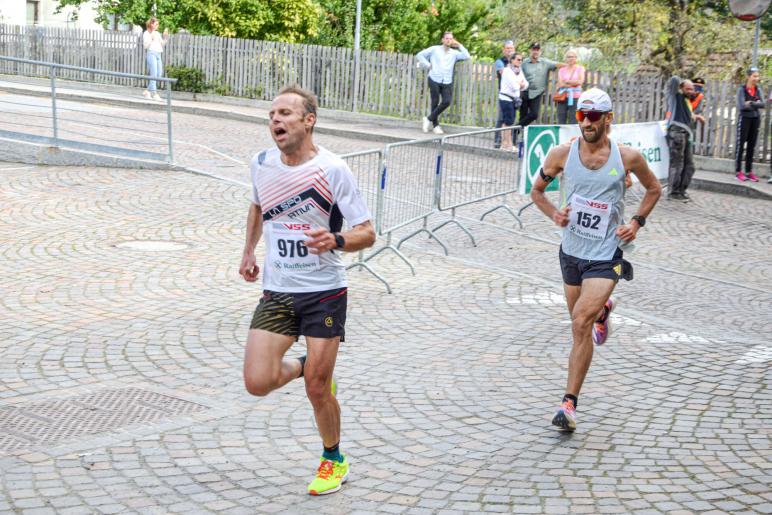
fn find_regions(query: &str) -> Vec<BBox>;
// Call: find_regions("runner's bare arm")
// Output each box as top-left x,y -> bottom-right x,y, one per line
616,147 -> 662,242
531,143 -> 571,227
240,203 -> 263,282
304,220 -> 376,255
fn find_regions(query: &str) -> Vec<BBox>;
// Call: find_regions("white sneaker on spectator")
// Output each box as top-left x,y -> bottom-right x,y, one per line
422,117 -> 431,133
143,90 -> 151,99
432,125 -> 444,135
152,93 -> 163,101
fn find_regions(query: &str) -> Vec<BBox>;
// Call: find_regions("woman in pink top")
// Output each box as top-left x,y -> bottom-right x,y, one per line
555,50 -> 585,124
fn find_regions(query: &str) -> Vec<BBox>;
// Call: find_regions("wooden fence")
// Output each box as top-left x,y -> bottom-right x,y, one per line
0,24 -> 768,163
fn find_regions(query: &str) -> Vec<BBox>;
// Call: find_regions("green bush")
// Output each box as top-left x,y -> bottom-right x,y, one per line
166,65 -> 207,94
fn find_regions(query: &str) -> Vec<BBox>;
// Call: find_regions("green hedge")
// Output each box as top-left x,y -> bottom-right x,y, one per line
166,65 -> 207,93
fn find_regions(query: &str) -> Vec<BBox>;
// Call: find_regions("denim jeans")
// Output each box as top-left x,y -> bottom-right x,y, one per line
146,51 -> 163,92
427,78 -> 453,126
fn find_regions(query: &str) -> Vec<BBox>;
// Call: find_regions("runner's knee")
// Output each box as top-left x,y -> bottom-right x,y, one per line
305,375 -> 333,405
244,371 -> 277,397
570,308 -> 596,329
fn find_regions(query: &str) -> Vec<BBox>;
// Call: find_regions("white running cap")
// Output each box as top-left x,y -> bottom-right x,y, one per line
577,88 -> 613,112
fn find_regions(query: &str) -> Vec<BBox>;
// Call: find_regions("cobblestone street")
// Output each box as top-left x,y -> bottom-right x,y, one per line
0,109 -> 771,515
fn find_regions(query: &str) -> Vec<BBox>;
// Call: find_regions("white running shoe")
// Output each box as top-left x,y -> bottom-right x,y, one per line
143,90 -> 151,99
422,117 -> 431,133
432,125 -> 444,135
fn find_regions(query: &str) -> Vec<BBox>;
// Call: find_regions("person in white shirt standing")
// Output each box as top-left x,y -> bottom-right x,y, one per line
416,32 -> 471,134
498,53 -> 528,151
142,17 -> 168,101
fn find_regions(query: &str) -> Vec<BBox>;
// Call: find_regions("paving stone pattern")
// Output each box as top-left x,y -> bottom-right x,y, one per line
0,153 -> 770,514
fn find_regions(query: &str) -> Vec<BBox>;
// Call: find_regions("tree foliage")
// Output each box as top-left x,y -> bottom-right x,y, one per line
309,0 -> 489,54
55,0 -> 319,41
55,0 -> 770,78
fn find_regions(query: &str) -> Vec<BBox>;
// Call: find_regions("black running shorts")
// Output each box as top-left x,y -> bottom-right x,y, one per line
250,287 -> 347,341
559,246 -> 633,286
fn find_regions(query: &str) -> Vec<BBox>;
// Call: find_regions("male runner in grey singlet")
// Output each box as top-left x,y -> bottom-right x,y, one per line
530,88 -> 661,431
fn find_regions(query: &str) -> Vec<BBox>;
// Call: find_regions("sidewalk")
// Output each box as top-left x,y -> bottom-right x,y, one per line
1,161 -> 770,514
1,76 -> 771,199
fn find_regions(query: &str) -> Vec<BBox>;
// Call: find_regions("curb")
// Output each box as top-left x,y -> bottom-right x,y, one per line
689,176 -> 772,200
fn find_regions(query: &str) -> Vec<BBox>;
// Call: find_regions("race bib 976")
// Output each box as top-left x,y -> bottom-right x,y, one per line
268,222 -> 320,272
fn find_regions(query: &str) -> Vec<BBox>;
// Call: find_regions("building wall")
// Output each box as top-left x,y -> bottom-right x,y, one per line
1,0 -> 103,30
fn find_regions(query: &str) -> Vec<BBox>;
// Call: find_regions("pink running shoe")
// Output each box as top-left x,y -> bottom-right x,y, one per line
552,400 -> 577,431
592,299 -> 614,345
736,171 -> 748,182
747,172 -> 759,182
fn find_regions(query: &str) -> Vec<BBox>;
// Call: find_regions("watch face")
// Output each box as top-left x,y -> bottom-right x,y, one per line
335,234 -> 345,248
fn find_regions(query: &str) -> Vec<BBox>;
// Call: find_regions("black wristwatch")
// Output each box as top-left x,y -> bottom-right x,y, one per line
631,215 -> 646,227
334,233 -> 346,249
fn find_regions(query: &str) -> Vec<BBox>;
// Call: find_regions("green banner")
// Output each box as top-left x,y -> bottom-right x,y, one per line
519,125 -> 561,194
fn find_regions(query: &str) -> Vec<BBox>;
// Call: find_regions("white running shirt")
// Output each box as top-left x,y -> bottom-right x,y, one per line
250,146 -> 371,293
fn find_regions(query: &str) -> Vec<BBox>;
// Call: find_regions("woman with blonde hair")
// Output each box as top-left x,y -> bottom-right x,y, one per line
142,17 -> 169,101
554,49 -> 585,124
498,53 -> 529,151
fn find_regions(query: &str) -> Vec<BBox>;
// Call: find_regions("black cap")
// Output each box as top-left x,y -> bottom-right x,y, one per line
692,77 -> 705,85
530,43 -> 541,49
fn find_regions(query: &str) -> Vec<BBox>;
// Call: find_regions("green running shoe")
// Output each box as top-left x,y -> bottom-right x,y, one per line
307,455 -> 349,495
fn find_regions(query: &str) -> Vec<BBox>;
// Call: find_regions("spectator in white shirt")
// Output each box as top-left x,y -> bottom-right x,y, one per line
416,32 -> 471,134
142,17 -> 168,101
498,54 -> 528,151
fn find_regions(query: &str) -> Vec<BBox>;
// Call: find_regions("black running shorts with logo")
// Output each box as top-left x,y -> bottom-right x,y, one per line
250,287 -> 347,341
559,246 -> 633,286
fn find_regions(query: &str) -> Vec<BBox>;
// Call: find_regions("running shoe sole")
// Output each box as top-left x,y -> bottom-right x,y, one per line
308,471 -> 348,496
551,411 -> 576,431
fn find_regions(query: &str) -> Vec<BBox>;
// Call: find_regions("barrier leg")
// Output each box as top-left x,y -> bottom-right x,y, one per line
396,217 -> 449,256
364,233 -> 416,276
347,251 -> 392,294
517,201 -> 534,218
480,203 -> 524,229
432,208 -> 476,246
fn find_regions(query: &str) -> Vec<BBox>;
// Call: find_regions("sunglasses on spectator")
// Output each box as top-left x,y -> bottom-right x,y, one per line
576,110 -> 608,122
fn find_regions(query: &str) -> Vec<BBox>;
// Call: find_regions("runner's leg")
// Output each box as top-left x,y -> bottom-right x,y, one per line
243,329 -> 301,396
305,336 -> 341,447
566,278 -> 616,396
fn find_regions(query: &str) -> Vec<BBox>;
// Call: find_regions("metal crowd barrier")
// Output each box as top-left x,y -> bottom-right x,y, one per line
341,149 -> 393,293
0,55 -> 176,163
367,137 -> 444,263
435,126 -> 523,243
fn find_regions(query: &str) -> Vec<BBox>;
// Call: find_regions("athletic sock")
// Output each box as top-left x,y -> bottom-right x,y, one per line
322,442 -> 343,463
562,394 -> 578,409
297,355 -> 306,378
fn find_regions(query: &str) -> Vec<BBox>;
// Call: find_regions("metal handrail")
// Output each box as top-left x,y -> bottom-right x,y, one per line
0,55 -> 177,163
0,55 -> 177,84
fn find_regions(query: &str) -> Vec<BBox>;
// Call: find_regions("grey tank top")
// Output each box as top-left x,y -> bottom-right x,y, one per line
560,138 -> 626,261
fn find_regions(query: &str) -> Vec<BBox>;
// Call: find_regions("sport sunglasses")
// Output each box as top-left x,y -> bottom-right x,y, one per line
576,110 -> 609,123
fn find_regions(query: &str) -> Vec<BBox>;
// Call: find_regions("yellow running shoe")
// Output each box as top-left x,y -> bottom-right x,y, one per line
331,376 -> 337,396
307,455 -> 349,495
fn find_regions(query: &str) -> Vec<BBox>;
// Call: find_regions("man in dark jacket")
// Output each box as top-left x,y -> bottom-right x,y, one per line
665,77 -> 705,202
